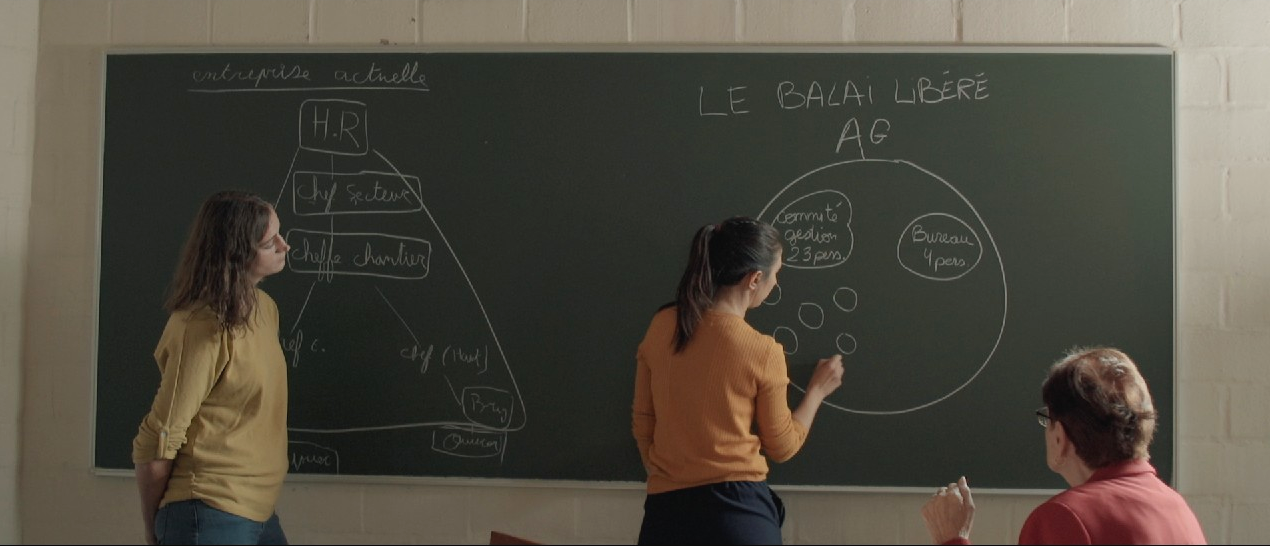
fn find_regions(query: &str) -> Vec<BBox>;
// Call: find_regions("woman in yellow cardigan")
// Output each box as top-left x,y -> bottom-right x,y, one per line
633,216 -> 845,545
133,191 -> 292,545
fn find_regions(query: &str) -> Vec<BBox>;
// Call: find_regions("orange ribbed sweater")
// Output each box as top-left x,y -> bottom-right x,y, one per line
632,307 -> 809,494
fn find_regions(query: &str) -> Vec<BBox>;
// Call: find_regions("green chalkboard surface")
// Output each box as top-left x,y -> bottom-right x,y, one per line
96,48 -> 1174,490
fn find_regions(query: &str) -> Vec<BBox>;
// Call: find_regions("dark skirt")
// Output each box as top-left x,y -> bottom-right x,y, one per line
638,481 -> 786,545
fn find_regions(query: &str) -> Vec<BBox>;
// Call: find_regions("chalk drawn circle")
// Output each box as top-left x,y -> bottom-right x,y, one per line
772,326 -> 799,355
754,159 -> 1007,415
833,287 -> 858,312
798,303 -> 825,329
897,213 -> 984,281
835,333 -> 857,355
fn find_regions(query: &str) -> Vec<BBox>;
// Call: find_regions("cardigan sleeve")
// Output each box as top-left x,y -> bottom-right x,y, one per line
753,343 -> 809,463
631,343 -> 656,470
131,312 -> 229,463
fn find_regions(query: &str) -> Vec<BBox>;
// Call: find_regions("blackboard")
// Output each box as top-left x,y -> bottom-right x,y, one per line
95,47 -> 1174,490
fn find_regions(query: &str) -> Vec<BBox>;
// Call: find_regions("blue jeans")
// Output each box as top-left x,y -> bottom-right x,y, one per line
155,499 -> 288,545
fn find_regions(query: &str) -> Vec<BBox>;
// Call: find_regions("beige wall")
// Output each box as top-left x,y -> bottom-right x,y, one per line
1,0 -> 39,543
12,0 -> 1270,543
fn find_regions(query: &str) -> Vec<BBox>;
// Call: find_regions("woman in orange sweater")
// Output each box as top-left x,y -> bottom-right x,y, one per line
632,216 -> 845,545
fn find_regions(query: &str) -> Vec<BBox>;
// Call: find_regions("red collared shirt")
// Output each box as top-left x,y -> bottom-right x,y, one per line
1016,459 -> 1207,544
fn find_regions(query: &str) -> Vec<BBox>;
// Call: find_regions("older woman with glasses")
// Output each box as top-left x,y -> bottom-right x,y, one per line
920,347 -> 1207,545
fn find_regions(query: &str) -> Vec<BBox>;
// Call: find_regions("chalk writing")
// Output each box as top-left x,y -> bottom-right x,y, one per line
771,190 -> 854,269
187,62 -> 429,93
292,171 -> 424,215
299,99 -> 368,155
287,441 -> 339,474
893,72 -> 990,104
286,230 -> 431,279
777,79 -> 874,109
444,345 -> 490,374
280,328 -> 323,368
464,387 -> 514,428
698,85 -> 751,116
191,63 -> 312,87
897,213 -> 983,281
431,428 -> 506,458
694,73 -> 990,117
333,61 -> 428,89
400,343 -> 436,374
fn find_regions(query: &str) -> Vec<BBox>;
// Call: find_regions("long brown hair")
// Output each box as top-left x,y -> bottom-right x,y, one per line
164,190 -> 274,332
668,216 -> 782,352
1042,347 -> 1158,467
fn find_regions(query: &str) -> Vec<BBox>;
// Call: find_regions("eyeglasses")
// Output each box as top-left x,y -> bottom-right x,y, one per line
1035,406 -> 1050,428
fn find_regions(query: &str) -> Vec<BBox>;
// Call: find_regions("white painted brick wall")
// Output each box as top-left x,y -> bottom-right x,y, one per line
14,0 -> 1270,544
1226,275 -> 1270,329
420,0 -> 524,43
1180,328 -> 1227,382
1178,108 -> 1230,161
0,150 -> 33,208
0,94 -> 17,155
632,0 -> 736,43
1229,384 -> 1270,439
1209,329 -> 1270,382
963,0 -> 1065,43
1069,0 -> 1176,45
1227,164 -> 1270,268
1226,444 -> 1270,498
0,422 -> 15,477
357,484 -> 474,541
740,0 -> 849,43
854,0 -> 956,42
279,483 -> 367,536
0,2 -> 38,49
1179,271 -> 1223,327
471,487 -> 581,541
212,0 -> 311,44
1178,381 -> 1226,441
1229,223 -> 1270,275
38,0 -> 109,46
1177,440 -> 1225,496
1187,495 -> 1228,542
527,0 -> 628,43
111,0 -> 211,46
575,488 -> 645,542
1228,110 -> 1270,160
313,0 -> 417,45
1228,50 -> 1270,105
0,1 -> 36,544
1232,501 -> 1270,543
1177,159 -> 1224,221
1177,52 -> 1224,106
1182,0 -> 1270,47
1178,215 -> 1228,273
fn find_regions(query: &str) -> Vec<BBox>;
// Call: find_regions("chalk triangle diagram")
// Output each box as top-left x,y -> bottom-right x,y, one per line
274,99 -> 526,460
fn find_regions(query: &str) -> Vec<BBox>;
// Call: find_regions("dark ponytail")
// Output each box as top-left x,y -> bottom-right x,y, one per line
670,217 -> 782,352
